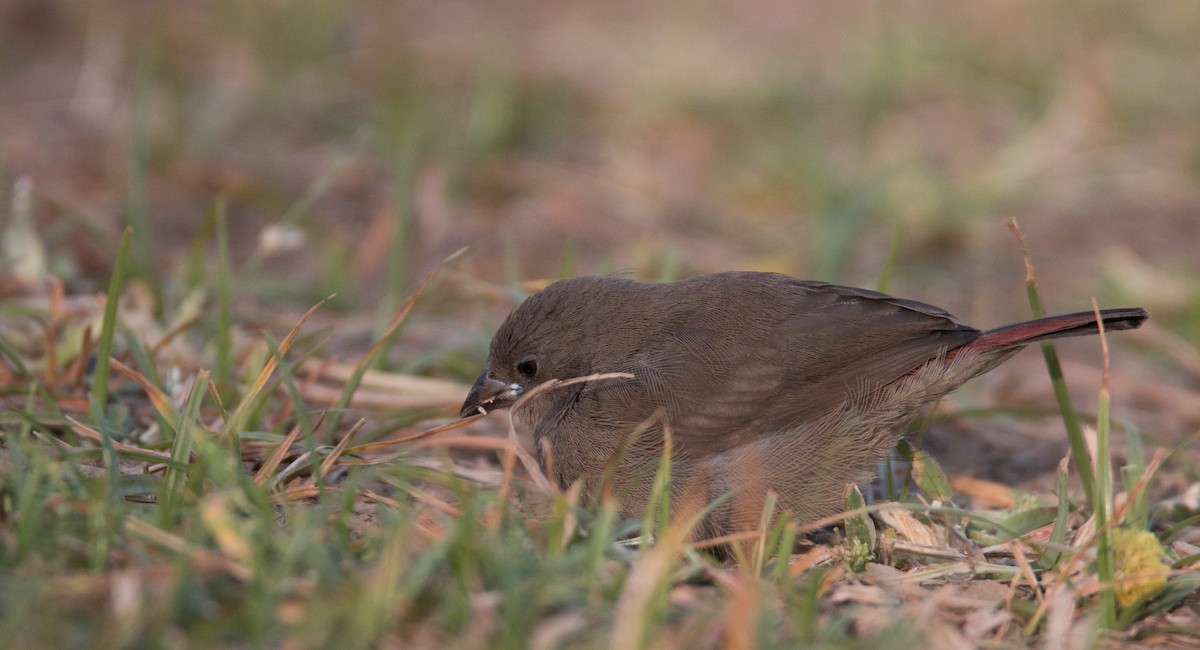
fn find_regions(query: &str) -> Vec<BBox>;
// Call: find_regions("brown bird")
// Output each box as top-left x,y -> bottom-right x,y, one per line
460,272 -> 1146,540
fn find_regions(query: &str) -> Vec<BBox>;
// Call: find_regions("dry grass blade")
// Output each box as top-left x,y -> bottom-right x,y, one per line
149,312 -> 202,357
65,325 -> 94,389
610,490 -> 704,649
361,486 -> 462,517
318,418 -> 367,479
298,383 -> 465,410
878,507 -> 938,547
220,294 -> 332,439
299,359 -> 469,396
690,529 -> 765,550
412,435 -> 521,452
1113,447 -> 1167,524
349,416 -> 482,453
66,416 -> 175,461
254,420 -> 308,486
493,430 -> 520,531
788,546 -> 832,579
110,357 -> 183,431
334,433 -> 528,469
125,518 -> 251,582
199,495 -> 253,564
1038,584 -> 1076,650
722,572 -> 760,650
506,372 -> 635,492
278,484 -> 325,501
1006,541 -> 1045,606
691,499 -> 889,551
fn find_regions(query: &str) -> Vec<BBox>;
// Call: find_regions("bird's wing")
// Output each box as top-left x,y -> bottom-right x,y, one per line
631,280 -> 982,455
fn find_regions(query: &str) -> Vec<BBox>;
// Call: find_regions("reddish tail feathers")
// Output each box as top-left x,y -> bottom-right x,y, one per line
966,308 -> 1148,353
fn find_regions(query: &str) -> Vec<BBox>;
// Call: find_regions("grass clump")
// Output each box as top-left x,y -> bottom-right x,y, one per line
1,216 -> 1198,647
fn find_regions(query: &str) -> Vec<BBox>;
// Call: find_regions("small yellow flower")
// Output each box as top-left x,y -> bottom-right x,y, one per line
1112,528 -> 1169,608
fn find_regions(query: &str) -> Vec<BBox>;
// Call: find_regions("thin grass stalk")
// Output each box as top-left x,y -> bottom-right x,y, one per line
1121,423 -> 1149,530
43,279 -> 61,387
90,227 -> 132,412
12,384 -> 43,558
794,566 -> 827,641
90,226 -> 132,504
126,47 -> 153,288
1161,511 -> 1200,545
492,435 -> 519,534
1038,455 -> 1071,570
586,500 -> 620,602
611,487 -> 698,649
160,370 -> 209,525
109,358 -> 185,433
122,326 -> 179,451
0,333 -> 31,379
214,199 -> 233,386
219,296 -> 329,440
1091,298 -> 1117,629
644,424 -> 674,541
771,517 -> 797,584
262,333 -> 328,491
254,421 -> 304,486
751,491 -> 779,575
1007,219 -> 1095,509
262,333 -> 320,435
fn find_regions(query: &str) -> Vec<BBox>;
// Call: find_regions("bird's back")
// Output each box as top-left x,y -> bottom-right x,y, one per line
617,273 -> 981,453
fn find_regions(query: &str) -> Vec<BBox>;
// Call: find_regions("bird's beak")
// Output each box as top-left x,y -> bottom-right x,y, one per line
459,365 -> 525,417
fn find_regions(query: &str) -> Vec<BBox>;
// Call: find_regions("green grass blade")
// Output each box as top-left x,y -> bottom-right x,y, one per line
1094,387 -> 1117,629
843,484 -> 876,572
91,227 -> 133,412
214,198 -> 234,386
1007,219 -> 1095,509
159,369 -> 209,526
126,43 -> 155,292
1122,431 -> 1149,531
0,333 -> 31,379
263,332 -> 326,490
220,297 -> 329,440
89,227 -> 133,507
1038,456 -> 1071,570
896,439 -> 953,501
643,424 -> 673,541
1092,299 -> 1117,629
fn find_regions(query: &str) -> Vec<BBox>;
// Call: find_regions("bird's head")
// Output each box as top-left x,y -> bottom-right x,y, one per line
459,277 -> 643,419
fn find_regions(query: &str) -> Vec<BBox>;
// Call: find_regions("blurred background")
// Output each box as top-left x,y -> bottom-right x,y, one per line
2,1 -> 1198,479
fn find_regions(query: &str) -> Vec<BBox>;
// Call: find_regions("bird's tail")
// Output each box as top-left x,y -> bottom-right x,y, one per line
966,308 -> 1148,353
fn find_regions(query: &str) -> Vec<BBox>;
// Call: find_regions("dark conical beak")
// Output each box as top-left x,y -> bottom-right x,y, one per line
459,365 -> 524,417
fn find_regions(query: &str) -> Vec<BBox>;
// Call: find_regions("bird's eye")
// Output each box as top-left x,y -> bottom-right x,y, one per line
516,355 -> 539,379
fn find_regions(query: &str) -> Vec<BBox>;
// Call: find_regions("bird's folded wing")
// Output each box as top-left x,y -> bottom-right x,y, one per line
628,285 -> 982,455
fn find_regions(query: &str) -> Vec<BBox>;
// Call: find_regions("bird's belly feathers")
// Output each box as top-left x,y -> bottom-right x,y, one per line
543,349 -> 996,539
